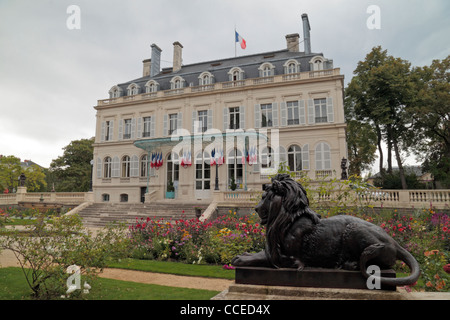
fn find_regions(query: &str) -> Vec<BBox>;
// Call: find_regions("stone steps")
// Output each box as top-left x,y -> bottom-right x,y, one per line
76,201 -> 210,228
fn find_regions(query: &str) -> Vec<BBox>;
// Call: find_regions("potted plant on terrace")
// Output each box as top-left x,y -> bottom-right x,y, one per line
166,179 -> 175,199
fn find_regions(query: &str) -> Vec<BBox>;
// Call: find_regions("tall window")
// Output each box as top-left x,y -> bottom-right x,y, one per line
314,98 -> 327,123
140,155 -> 148,177
287,101 -> 299,125
261,147 -> 273,169
198,110 -> 208,133
315,143 -> 331,170
143,117 -> 152,137
169,114 -> 178,135
228,149 -> 243,189
104,157 -> 112,178
105,121 -> 113,141
195,152 -> 211,190
287,62 -> 297,74
122,156 -> 131,178
123,119 -> 132,139
261,104 -> 273,127
229,107 -> 240,129
288,145 -> 302,171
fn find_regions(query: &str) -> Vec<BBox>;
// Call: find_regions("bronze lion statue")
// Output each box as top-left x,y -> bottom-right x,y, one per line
231,174 -> 420,286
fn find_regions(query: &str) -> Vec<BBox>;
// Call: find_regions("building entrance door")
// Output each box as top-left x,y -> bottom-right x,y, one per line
166,153 -> 179,199
194,151 -> 211,199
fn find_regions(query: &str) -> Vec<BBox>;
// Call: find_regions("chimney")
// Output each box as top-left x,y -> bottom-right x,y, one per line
150,44 -> 162,77
142,58 -> 151,77
285,33 -> 299,52
301,13 -> 311,54
173,41 -> 183,72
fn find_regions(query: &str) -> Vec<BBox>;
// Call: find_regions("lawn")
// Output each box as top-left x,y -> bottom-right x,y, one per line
0,267 -> 220,300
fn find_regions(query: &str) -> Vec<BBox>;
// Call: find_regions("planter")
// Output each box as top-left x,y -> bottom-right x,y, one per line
165,191 -> 175,199
195,208 -> 202,218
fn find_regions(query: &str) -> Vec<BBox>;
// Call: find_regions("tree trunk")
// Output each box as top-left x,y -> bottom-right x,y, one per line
376,125 -> 384,178
386,125 -> 393,174
393,139 -> 408,189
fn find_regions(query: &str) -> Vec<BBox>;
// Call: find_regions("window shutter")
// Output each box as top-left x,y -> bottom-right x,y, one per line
280,102 -> 287,127
163,114 -> 168,136
299,100 -> 306,125
177,112 -> 183,130
118,119 -> 123,140
207,109 -> 213,130
307,99 -> 315,124
131,155 -> 139,177
131,118 -> 136,139
150,116 -> 156,137
192,110 -> 197,133
137,118 -> 142,139
327,97 -> 334,123
112,157 -> 120,177
324,143 -> 331,169
239,106 -> 245,129
223,107 -> 228,131
302,144 -> 309,170
254,104 -> 261,128
272,103 -> 278,127
101,122 -> 106,142
109,120 -> 114,141
96,158 -> 102,178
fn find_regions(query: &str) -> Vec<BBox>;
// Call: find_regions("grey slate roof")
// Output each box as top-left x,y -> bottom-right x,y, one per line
115,49 -> 327,94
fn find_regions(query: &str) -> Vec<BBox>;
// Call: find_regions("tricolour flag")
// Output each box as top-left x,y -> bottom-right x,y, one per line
235,31 -> 246,49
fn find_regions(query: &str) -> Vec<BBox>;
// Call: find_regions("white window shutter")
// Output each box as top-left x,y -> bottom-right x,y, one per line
118,119 -> 123,140
112,156 -> 120,177
137,118 -> 142,139
324,143 -> 331,169
327,97 -> 334,123
299,100 -> 306,125
150,116 -> 156,137
272,103 -> 278,127
109,120 -> 114,141
163,114 -> 168,136
239,106 -> 245,129
280,102 -> 287,127
131,118 -> 136,139
223,107 -> 228,131
308,99 -> 315,124
96,158 -> 102,178
192,110 -> 197,133
177,112 -> 183,130
302,144 -> 309,170
254,104 -> 261,128
101,122 -> 105,142
207,109 -> 213,130
131,155 -> 139,177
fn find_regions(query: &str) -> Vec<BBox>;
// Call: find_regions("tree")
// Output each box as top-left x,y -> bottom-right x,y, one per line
346,46 -> 415,189
409,56 -> 450,187
49,138 -> 94,192
0,156 -> 46,192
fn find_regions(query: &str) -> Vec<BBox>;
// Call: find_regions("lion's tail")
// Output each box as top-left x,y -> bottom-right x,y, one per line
360,243 -> 420,287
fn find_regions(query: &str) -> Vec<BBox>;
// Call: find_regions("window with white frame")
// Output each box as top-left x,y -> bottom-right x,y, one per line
259,63 -> 274,77
229,107 -> 240,129
261,104 -> 273,127
287,101 -> 300,125
288,145 -> 302,171
198,110 -> 208,133
123,119 -> 132,139
109,85 -> 122,98
104,157 -> 112,178
122,155 -> 131,178
169,113 -> 178,135
261,146 -> 273,169
314,98 -> 328,123
199,72 -> 213,86
140,154 -> 148,177
145,80 -> 159,93
283,59 -> 300,74
127,83 -> 140,96
143,117 -> 152,137
228,67 -> 244,81
105,121 -> 113,141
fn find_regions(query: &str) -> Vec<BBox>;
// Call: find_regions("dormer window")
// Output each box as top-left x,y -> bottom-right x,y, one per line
228,67 -> 244,81
170,76 -> 185,89
145,80 -> 159,93
198,72 -> 214,86
109,85 -> 123,99
258,62 -> 275,77
310,56 -> 325,71
283,59 -> 300,74
127,83 -> 141,96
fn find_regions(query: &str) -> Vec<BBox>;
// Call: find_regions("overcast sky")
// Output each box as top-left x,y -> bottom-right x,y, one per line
0,0 -> 449,173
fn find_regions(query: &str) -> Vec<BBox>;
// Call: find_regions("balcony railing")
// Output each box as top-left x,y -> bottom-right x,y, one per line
97,68 -> 341,106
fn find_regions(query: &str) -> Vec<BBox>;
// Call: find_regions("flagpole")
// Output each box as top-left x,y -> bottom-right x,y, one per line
234,26 -> 237,57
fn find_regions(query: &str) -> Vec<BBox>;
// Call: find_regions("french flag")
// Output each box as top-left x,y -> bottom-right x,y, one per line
235,31 -> 246,49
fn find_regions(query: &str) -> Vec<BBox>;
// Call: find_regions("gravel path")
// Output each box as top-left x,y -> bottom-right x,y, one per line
0,248 -> 233,292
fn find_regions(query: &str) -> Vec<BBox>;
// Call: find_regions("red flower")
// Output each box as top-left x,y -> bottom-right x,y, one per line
444,264 -> 450,274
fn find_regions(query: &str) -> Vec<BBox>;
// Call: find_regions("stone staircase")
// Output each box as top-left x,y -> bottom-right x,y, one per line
76,201 -> 210,228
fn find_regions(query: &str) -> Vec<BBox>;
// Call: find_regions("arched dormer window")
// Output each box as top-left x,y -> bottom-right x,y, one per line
127,83 -> 141,96
283,59 -> 300,74
145,80 -> 159,93
309,56 -> 325,71
170,76 -> 185,89
258,62 -> 275,77
228,67 -> 245,82
109,85 -> 123,99
198,72 -> 214,86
